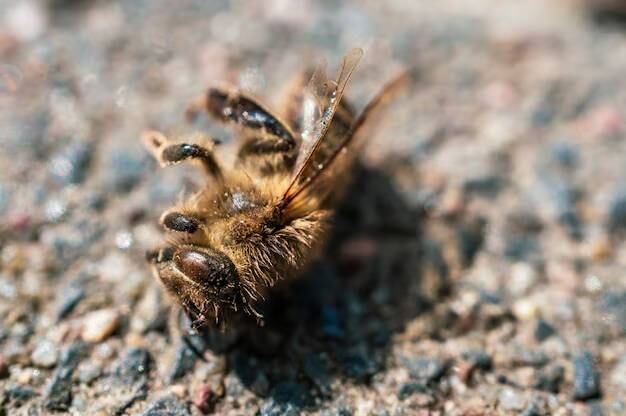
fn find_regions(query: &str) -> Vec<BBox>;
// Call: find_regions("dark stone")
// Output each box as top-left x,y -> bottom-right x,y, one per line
456,218 -> 486,266
573,351 -> 601,401
107,152 -> 147,193
303,353 -> 331,393
479,291 -> 502,305
321,406 -> 353,416
506,210 -> 543,233
550,141 -> 579,169
3,385 -> 38,405
140,394 -> 191,416
608,191 -> 626,231
534,320 -> 557,342
520,400 -> 542,416
0,184 -> 10,215
167,343 -> 198,383
401,356 -> 447,383
512,347 -> 549,368
463,175 -> 504,196
533,364 -> 564,393
536,175 -> 582,239
259,382 -> 309,416
398,381 -> 428,400
461,350 -> 492,371
588,401 -> 605,416
55,285 -> 85,320
231,352 -> 269,396
113,347 -> 151,388
43,343 -> 87,411
558,210 -> 583,240
86,193 -> 107,211
340,347 -> 377,380
320,305 -> 344,339
49,142 -> 93,185
504,235 -> 538,260
598,291 -> 626,334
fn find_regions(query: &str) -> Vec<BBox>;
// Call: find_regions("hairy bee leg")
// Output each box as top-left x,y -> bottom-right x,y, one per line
141,130 -> 222,178
188,88 -> 295,142
187,88 -> 296,173
160,210 -> 201,234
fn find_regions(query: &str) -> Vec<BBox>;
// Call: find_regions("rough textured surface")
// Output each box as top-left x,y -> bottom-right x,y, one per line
1,0 -> 625,415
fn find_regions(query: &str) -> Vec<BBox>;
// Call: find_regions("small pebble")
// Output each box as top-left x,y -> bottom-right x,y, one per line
533,364 -> 564,393
513,298 -> 541,321
303,352 -> 331,393
608,190 -> 626,231
55,284 -> 85,320
44,198 -> 68,223
534,320 -> 557,342
81,308 -> 120,342
5,0 -> 47,42
610,355 -> 626,389
4,384 -> 38,405
140,394 -> 191,416
0,355 -> 9,378
520,399 -> 543,416
113,347 -> 151,387
44,343 -> 86,411
259,382 -> 309,416
398,381 -> 428,400
550,141 -> 579,168
107,151 -> 146,193
78,363 -> 102,384
572,351 -> 601,401
167,342 -> 199,383
49,142 -> 93,186
193,384 -> 219,414
30,339 -> 59,368
588,234 -> 612,261
401,356 -> 447,383
509,262 -> 538,296
340,347 -> 377,380
499,387 -> 526,411
461,350 -> 493,371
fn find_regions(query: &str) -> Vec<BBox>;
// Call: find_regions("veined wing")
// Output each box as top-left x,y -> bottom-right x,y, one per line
281,48 -> 363,206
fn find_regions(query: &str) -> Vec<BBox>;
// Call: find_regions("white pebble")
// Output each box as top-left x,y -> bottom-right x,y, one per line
81,309 -> 120,343
30,340 -> 59,368
4,0 -> 47,42
512,297 -> 540,321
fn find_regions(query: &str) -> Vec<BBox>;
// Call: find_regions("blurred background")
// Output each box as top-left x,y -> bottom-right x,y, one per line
0,1 -> 625,415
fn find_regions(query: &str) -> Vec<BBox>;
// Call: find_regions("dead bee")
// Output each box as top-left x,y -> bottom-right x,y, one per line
143,48 -> 410,329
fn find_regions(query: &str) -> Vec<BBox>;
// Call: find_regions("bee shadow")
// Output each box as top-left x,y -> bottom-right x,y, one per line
184,165 -> 484,411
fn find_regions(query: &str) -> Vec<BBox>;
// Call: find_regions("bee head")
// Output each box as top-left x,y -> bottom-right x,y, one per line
147,245 -> 241,326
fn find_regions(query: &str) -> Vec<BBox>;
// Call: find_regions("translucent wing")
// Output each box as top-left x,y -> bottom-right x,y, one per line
280,68 -> 414,218
281,48 -> 364,205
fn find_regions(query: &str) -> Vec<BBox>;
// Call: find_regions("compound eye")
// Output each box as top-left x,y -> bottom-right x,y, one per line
173,248 -> 235,288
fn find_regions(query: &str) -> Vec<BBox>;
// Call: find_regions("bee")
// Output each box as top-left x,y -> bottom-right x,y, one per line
143,48 -> 410,329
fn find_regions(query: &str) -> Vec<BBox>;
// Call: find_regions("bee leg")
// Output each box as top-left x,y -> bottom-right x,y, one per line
188,88 -> 295,144
187,88 -> 297,172
160,210 -> 201,234
141,130 -> 222,179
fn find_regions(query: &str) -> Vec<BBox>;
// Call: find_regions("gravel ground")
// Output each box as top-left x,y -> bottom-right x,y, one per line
1,1 -> 626,415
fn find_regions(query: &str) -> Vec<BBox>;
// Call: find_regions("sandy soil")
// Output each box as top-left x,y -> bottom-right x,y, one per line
0,0 -> 625,415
